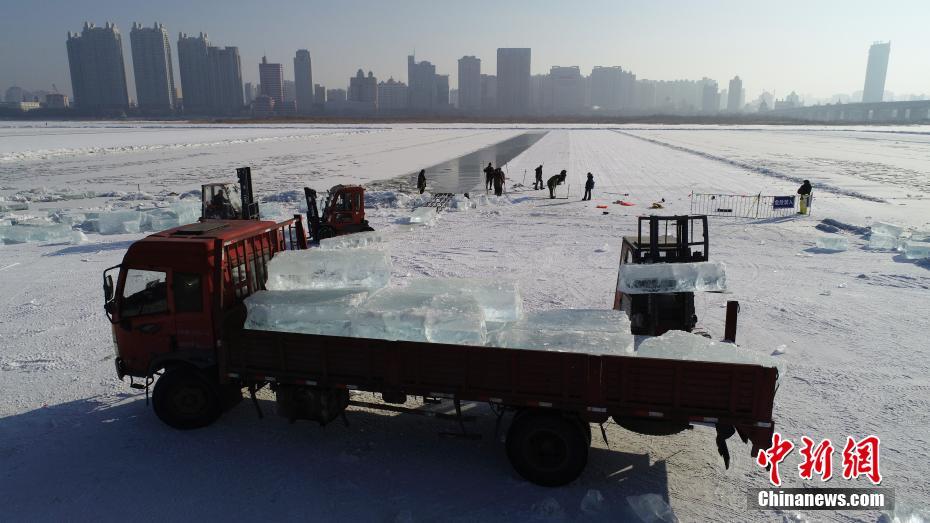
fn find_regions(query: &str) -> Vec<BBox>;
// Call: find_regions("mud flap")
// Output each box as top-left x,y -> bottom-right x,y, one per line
716,424 -> 736,469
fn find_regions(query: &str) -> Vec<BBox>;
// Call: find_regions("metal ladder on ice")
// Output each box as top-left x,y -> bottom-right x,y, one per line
422,193 -> 455,213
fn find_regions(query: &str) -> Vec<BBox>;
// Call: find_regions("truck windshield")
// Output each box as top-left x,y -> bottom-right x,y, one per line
121,269 -> 168,318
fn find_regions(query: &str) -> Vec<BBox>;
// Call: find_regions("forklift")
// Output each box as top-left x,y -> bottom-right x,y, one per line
304,185 -> 373,242
614,215 -> 710,335
201,167 -> 260,220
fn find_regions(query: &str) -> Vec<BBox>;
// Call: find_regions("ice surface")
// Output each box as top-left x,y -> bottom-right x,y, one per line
868,233 -> 898,250
487,310 -> 634,355
627,494 -> 679,523
405,278 -> 523,322
259,202 -> 289,221
353,288 -> 486,344
903,241 -> 930,260
637,330 -> 777,368
318,230 -> 385,250
871,221 -> 903,237
0,201 -> 29,212
815,236 -> 849,251
265,249 -> 391,292
97,210 -> 143,235
244,289 -> 368,336
617,261 -> 727,294
409,206 -> 438,225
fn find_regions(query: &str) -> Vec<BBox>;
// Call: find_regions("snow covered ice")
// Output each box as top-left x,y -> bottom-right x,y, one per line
637,330 -> 778,369
265,249 -> 391,292
404,277 -> 523,322
244,289 -> 368,336
815,236 -> 849,251
319,230 -> 385,250
617,261 -> 727,294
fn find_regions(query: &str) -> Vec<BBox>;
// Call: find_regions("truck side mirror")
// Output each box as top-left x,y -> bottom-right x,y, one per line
104,274 -> 114,303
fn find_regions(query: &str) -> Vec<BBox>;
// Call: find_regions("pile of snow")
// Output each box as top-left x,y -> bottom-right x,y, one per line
319,230 -> 385,250
265,249 -> 392,292
11,187 -> 97,202
488,309 -> 634,355
637,330 -> 778,369
450,195 -> 477,211
364,191 -> 413,209
408,206 -> 438,225
618,261 -> 727,294
815,236 -> 849,251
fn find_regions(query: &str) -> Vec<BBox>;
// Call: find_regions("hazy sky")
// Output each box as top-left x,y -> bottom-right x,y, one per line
2,0 -> 929,101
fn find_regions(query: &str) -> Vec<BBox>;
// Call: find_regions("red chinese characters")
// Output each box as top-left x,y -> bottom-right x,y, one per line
842,436 -> 882,484
798,436 -> 834,481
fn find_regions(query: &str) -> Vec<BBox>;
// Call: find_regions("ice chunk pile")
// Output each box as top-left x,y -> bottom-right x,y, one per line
405,278 -> 523,322
245,289 -> 368,336
0,201 -> 29,212
487,309 -> 634,355
353,288 -> 487,345
815,236 -> 849,251
637,330 -> 777,368
618,261 -> 727,294
450,195 -> 477,211
319,230 -> 385,250
871,222 -> 904,237
0,223 -> 85,244
265,249 -> 391,292
868,233 -> 898,251
97,210 -> 143,234
408,206 -> 438,225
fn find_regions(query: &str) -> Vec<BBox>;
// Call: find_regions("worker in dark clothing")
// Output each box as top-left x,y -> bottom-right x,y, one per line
484,163 -> 495,191
547,170 -> 567,199
797,180 -> 812,215
493,168 -> 505,196
582,172 -> 594,201
534,165 -> 544,190
417,169 -> 427,194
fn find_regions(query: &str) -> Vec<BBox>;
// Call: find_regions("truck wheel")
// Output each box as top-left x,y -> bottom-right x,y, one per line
317,225 -> 336,240
506,411 -> 589,487
152,367 -> 222,430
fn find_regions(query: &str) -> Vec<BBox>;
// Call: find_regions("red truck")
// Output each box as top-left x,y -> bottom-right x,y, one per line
103,216 -> 778,486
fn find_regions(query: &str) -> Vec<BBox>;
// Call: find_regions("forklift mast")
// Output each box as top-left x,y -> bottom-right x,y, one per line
237,167 -> 260,220
201,166 -> 260,220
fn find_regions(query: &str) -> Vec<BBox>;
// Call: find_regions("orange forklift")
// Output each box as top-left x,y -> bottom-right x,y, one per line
304,185 -> 373,242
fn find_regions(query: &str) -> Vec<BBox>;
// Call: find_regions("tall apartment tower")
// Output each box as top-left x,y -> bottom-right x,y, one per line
259,56 -> 284,104
496,48 -> 531,116
457,56 -> 481,112
177,32 -> 211,113
407,55 -> 437,111
130,22 -> 176,113
208,46 -> 244,114
66,22 -> 130,113
862,42 -> 891,103
727,76 -> 743,112
294,50 -> 313,113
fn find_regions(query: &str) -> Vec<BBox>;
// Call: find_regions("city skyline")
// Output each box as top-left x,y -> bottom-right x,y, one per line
2,0 -> 929,104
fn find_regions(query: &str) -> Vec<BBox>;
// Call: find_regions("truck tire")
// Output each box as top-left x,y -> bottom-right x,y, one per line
506,410 -> 589,487
152,367 -> 222,430
317,225 -> 336,240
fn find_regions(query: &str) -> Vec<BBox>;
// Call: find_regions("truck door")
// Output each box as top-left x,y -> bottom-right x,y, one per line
116,268 -> 175,371
171,271 -> 213,351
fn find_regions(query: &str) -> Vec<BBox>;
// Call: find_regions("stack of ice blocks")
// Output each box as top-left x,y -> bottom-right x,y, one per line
637,330 -> 778,369
404,278 -> 523,323
868,222 -> 903,251
618,261 -> 727,294
487,309 -> 634,355
245,289 -> 368,336
353,288 -> 486,345
319,230 -> 385,250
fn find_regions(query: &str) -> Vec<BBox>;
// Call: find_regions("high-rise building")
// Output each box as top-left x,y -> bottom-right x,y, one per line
457,56 -> 481,112
496,48 -> 531,115
294,50 -> 313,113
244,82 -> 255,105
435,74 -> 450,107
45,93 -> 70,108
208,46 -> 243,114
701,79 -> 719,114
862,42 -> 891,103
66,22 -> 130,113
283,80 -> 296,103
259,56 -> 284,104
480,74 -> 497,112
549,66 -> 584,115
589,66 -> 622,111
177,32 -> 211,113
407,55 -> 437,111
727,76 -> 743,112
130,22 -> 176,113
326,89 -> 347,102
314,84 -> 325,106
378,78 -> 408,110
348,69 -> 378,111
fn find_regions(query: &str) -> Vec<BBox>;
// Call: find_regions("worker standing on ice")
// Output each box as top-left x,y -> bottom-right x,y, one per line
417,169 -> 427,194
582,172 -> 594,201
534,164 -> 544,190
493,167 -> 505,196
484,162 -> 495,191
547,170 -> 567,199
797,180 -> 812,215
